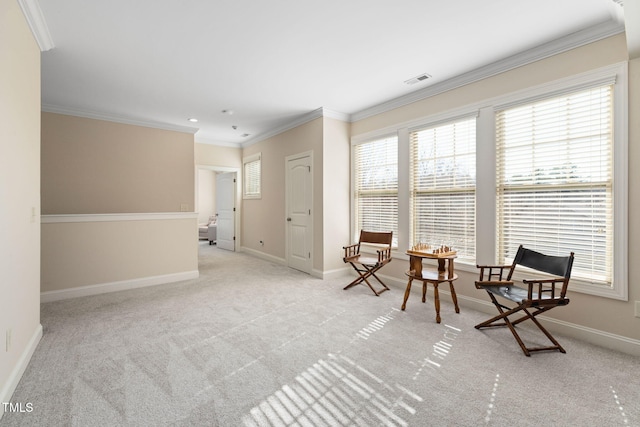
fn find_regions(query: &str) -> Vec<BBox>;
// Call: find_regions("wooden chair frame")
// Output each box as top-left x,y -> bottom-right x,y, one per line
475,245 -> 574,356
343,230 -> 393,296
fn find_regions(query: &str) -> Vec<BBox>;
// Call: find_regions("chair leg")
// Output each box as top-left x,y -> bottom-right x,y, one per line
475,293 -> 532,356
343,275 -> 364,290
476,294 -> 567,356
361,270 -> 382,296
343,263 -> 389,296
528,310 -> 566,353
503,314 -> 531,356
367,269 -> 390,293
343,263 -> 367,289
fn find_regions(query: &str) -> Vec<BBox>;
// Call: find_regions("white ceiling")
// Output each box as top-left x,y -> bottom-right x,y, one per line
33,0 -> 632,146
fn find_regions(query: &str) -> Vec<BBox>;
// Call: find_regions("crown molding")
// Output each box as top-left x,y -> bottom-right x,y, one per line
623,0 -> 640,59
194,137 -> 242,148
242,107 -> 349,147
350,19 -> 625,122
321,108 -> 351,122
41,104 -> 199,134
17,0 -> 54,52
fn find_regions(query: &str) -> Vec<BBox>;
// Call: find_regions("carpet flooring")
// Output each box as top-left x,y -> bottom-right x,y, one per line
2,242 -> 639,426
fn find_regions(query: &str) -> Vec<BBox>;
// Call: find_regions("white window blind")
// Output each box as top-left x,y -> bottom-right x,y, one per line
496,85 -> 613,285
410,117 -> 476,261
354,136 -> 398,246
243,154 -> 261,199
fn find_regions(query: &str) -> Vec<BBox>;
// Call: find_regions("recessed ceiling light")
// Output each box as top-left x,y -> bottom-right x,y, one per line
241,133 -> 250,138
188,118 -> 198,123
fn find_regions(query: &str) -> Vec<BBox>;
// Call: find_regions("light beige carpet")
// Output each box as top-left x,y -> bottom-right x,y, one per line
2,242 -> 639,426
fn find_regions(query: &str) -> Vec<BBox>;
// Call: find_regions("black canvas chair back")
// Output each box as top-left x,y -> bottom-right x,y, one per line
475,245 -> 575,356
342,230 -> 393,296
514,246 -> 574,280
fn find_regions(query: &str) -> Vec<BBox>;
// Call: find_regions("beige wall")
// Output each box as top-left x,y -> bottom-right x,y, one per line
42,113 -> 195,214
195,142 -> 242,169
352,34 -> 629,136
197,169 -> 216,224
0,0 -> 42,408
41,114 -> 198,295
242,118 -> 324,264
239,116 -> 351,275
322,117 -> 351,273
351,34 -> 640,345
41,217 -> 197,292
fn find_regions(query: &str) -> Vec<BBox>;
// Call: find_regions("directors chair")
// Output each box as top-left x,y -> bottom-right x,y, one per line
475,245 -> 574,356
343,230 -> 393,296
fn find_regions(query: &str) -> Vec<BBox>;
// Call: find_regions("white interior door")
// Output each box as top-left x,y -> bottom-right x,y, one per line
286,154 -> 312,274
216,172 -> 236,251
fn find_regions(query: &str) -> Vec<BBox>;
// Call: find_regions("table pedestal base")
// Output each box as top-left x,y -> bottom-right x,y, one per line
401,254 -> 460,323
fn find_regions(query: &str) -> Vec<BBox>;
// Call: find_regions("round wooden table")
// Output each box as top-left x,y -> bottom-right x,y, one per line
401,252 -> 460,323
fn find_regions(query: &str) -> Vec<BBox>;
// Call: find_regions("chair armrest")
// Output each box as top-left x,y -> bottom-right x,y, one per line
343,244 -> 359,260
522,278 -> 566,300
522,278 -> 563,284
376,247 -> 392,263
476,264 -> 513,282
475,280 -> 514,289
476,264 -> 513,269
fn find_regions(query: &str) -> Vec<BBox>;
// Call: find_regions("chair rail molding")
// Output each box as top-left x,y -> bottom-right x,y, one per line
41,212 -> 198,223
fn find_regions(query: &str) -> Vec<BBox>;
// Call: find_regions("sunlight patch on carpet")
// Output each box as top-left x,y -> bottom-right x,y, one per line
411,324 -> 460,381
484,373 -> 500,423
242,353 -> 422,426
610,385 -> 630,425
352,308 -> 399,342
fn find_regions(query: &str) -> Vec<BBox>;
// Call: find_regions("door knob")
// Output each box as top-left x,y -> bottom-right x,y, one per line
287,218 -> 292,221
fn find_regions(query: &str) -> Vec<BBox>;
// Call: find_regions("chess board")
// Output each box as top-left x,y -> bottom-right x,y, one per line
406,249 -> 457,258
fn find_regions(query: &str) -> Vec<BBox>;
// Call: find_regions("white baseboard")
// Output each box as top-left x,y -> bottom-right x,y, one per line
239,247 -> 287,266
0,324 -> 42,421
40,270 -> 199,303
239,247 -> 347,279
316,267 -> 350,280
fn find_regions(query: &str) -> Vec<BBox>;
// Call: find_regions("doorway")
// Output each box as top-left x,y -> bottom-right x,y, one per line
196,166 -> 240,251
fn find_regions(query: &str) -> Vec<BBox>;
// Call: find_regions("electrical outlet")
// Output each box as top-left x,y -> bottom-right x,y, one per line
6,329 -> 11,352
635,301 -> 640,318
180,204 -> 189,212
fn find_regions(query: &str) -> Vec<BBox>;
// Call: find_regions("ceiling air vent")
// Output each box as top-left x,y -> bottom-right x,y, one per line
405,73 -> 431,85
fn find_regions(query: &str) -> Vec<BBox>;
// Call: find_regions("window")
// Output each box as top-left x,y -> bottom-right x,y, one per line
349,63 -> 626,299
410,117 -> 476,262
353,136 -> 398,246
496,85 -> 614,286
243,153 -> 261,199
